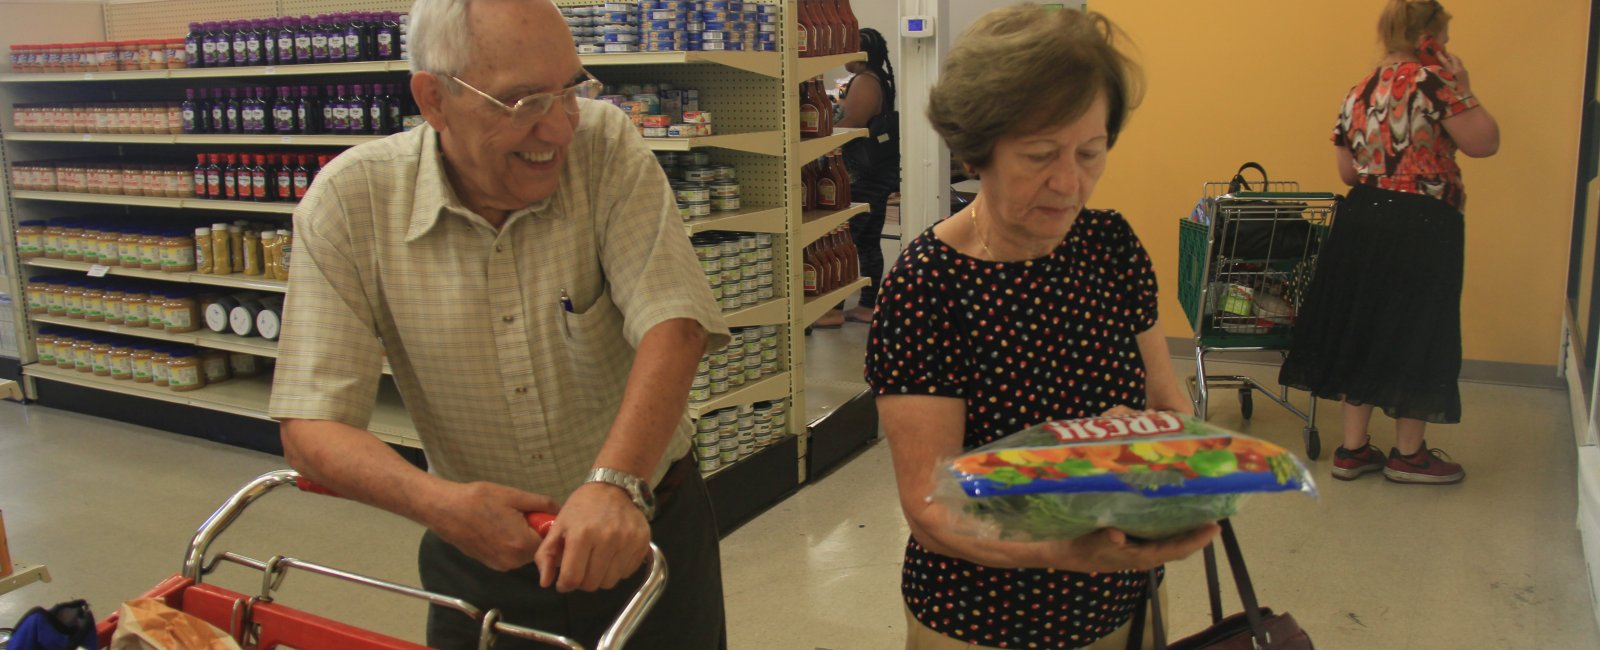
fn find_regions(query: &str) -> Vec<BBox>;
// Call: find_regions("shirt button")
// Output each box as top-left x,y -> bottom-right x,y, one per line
514,386 -> 528,394
503,315 -> 515,323
495,244 -> 504,253
530,453 -> 544,460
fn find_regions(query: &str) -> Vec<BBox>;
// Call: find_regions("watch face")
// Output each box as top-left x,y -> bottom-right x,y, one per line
205,303 -> 230,332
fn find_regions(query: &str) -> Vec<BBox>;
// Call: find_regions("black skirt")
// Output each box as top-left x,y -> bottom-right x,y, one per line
1278,184 -> 1463,424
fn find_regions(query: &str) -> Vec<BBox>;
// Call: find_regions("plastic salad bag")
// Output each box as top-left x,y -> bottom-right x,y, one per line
936,412 -> 1316,541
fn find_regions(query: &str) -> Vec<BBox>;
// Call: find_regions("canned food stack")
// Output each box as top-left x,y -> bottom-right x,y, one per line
594,83 -> 708,138
692,398 -> 790,474
689,324 -> 781,404
752,2 -> 780,52
692,1 -> 762,53
642,1 -> 691,52
658,152 -> 742,220
690,233 -> 775,312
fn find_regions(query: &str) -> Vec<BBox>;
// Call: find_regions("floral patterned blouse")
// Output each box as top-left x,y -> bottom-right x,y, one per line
1333,62 -> 1480,211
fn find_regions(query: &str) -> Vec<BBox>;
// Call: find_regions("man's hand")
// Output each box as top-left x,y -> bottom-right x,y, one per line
428,481 -> 560,572
534,481 -> 652,592
1036,523 -> 1220,574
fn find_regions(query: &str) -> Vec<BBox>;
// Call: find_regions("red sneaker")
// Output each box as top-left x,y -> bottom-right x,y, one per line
1383,444 -> 1465,485
1330,442 -> 1386,480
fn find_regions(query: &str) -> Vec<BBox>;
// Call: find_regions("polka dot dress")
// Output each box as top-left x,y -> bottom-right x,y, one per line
866,210 -> 1161,649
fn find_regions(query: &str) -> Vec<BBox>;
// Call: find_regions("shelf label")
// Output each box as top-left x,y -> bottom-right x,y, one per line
87,264 -> 110,278
81,134 -> 92,141
279,136 -> 293,145
264,66 -> 277,75
82,73 -> 94,80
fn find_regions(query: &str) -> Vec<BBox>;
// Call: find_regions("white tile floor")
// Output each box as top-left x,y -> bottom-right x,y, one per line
2,325 -> 1598,649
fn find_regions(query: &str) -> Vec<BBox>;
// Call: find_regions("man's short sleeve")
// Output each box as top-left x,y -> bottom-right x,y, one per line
267,186 -> 386,427
586,102 -> 730,351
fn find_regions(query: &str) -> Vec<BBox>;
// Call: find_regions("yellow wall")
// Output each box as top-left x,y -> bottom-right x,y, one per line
1092,0 -> 1590,366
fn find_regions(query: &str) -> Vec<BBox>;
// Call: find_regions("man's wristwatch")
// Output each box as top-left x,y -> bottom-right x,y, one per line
585,467 -> 656,521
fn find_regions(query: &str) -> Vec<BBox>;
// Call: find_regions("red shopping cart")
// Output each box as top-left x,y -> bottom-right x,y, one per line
91,469 -> 667,650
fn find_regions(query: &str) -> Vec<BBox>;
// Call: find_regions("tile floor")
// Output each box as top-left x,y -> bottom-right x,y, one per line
2,325 -> 1598,649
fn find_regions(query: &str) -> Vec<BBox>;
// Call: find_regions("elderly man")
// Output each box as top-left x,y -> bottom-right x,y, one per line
266,0 -> 729,647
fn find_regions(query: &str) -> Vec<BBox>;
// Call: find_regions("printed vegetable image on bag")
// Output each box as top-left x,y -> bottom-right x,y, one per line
935,412 -> 1317,541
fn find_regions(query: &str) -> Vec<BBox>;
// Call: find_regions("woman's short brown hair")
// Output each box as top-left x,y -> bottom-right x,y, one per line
1379,0 -> 1452,54
927,4 -> 1143,170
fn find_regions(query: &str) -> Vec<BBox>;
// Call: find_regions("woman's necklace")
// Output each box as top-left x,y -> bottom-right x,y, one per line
969,197 -> 996,260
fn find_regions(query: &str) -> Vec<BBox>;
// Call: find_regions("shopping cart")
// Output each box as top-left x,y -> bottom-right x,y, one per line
1178,169 -> 1338,460
90,469 -> 667,650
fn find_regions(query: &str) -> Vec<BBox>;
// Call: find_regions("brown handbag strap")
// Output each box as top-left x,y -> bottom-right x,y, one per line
1129,520 -> 1274,650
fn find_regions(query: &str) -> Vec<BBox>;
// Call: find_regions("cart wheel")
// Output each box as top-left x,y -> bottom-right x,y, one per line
1304,427 -> 1321,461
1239,388 -> 1254,420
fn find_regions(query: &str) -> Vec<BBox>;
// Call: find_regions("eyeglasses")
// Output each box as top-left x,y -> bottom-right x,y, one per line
449,70 -> 604,127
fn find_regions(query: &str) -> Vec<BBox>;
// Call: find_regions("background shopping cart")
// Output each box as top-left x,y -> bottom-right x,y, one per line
1178,170 -> 1338,460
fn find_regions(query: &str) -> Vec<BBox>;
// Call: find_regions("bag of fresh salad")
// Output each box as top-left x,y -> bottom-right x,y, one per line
935,412 -> 1316,541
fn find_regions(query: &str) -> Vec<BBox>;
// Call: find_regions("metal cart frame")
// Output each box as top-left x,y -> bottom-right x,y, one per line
91,470 -> 666,650
1179,180 -> 1339,460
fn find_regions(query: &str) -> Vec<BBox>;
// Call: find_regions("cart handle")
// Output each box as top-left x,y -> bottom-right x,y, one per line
183,470 -> 667,650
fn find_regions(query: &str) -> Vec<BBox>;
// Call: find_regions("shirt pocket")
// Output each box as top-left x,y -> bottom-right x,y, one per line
558,289 -> 632,412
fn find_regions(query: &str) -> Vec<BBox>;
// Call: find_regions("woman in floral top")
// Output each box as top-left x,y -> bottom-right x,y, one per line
1280,0 -> 1499,485
866,6 -> 1217,649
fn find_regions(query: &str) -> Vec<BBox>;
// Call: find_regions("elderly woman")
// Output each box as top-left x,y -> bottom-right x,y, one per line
1280,0 -> 1499,485
865,6 -> 1218,649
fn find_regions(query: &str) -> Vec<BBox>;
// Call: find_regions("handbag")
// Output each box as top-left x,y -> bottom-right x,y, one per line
1126,519 -> 1313,649
1214,163 -> 1312,260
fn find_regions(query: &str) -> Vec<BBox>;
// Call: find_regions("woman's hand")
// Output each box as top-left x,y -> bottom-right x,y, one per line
1033,524 -> 1221,573
1441,52 -> 1472,93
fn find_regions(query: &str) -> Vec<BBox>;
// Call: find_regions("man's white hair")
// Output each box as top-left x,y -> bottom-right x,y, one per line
409,0 -> 475,77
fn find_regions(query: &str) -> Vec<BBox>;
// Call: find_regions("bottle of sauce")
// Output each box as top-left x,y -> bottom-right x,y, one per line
796,0 -> 815,58
816,155 -> 842,210
835,0 -> 860,54
803,243 -> 819,296
799,80 -> 822,139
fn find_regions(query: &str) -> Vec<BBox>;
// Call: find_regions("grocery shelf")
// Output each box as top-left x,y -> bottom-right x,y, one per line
796,51 -> 866,82
24,364 -> 420,447
26,258 -> 289,293
4,132 -> 384,146
33,314 -> 277,357
799,202 -> 869,247
580,51 -> 781,78
0,60 -> 404,84
688,370 -> 790,420
684,205 -> 786,235
795,128 -> 867,163
723,298 -> 788,329
644,131 -> 784,156
801,277 -> 870,328
12,190 -> 182,209
703,434 -> 796,481
11,190 -> 297,214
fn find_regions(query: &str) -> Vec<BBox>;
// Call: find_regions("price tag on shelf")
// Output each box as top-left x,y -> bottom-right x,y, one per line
279,136 -> 293,145
82,72 -> 94,80
87,265 -> 110,278
81,134 -> 92,141
264,66 -> 277,75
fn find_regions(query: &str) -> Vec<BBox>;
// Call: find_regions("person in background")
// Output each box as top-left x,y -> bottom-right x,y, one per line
267,0 -> 730,647
1280,0 -> 1499,485
866,6 -> 1218,649
816,28 -> 900,327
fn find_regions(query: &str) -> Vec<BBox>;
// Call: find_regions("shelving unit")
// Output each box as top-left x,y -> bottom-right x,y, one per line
0,0 -> 873,535
801,277 -> 871,328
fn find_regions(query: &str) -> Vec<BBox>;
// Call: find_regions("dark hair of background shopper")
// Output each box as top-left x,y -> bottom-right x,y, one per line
1279,0 -> 1499,486
865,5 -> 1218,649
815,27 -> 901,327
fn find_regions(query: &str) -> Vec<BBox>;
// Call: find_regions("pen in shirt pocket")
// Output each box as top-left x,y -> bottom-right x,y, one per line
560,289 -> 574,313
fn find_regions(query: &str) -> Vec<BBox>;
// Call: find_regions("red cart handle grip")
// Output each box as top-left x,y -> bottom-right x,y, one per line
297,476 -> 557,535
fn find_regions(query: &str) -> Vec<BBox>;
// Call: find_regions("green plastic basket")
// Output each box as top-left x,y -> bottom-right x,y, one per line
1178,219 -> 1208,331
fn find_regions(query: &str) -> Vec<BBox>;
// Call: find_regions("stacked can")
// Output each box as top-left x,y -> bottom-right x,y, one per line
690,232 -> 774,312
642,1 -> 691,52
560,4 -> 603,53
753,2 -> 778,52
597,83 -> 706,138
687,324 -> 781,404
600,2 -> 642,53
692,397 -> 790,473
691,1 -> 759,52
670,166 -> 739,220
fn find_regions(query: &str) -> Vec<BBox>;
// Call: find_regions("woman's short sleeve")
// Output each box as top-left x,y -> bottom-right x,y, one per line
865,243 -> 971,398
1102,212 -> 1160,333
1417,65 -> 1480,119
